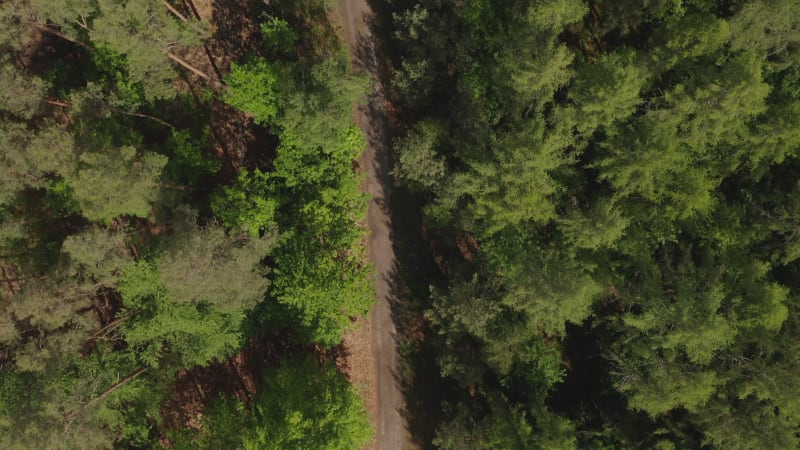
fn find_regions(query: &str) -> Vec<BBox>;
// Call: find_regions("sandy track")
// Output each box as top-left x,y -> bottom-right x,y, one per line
336,0 -> 410,449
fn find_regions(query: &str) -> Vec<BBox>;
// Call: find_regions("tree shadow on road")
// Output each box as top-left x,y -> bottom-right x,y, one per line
351,11 -> 460,448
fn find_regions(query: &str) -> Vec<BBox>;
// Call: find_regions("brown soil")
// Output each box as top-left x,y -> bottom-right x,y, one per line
158,329 -> 370,447
167,0 -> 269,178
159,332 -> 300,433
338,316 -> 379,448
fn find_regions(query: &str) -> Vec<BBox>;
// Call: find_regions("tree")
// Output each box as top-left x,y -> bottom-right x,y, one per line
90,0 -> 208,99
211,169 -> 278,237
157,220 -> 272,313
69,145 -> 168,223
381,0 -> 800,447
487,231 -> 603,336
560,50 -> 650,137
433,394 -> 577,450
393,119 -> 447,191
268,126 -> 371,345
730,0 -> 800,69
174,357 -> 373,449
223,59 -> 286,125
446,124 -> 566,231
62,227 -> 134,287
0,122 -> 74,206
119,220 -> 272,368
0,58 -> 47,119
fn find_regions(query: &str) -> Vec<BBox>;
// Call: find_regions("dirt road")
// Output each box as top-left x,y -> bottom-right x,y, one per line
336,0 -> 410,449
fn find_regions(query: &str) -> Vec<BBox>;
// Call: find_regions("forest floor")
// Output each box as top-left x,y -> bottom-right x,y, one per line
335,0 -> 411,448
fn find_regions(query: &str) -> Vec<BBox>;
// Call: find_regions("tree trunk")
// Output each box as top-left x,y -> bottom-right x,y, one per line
168,0 -> 226,84
63,366 -> 149,432
85,316 -> 127,342
84,367 -> 149,409
162,0 -> 190,22
165,50 -> 213,81
44,97 -> 176,129
33,23 -> 90,49
182,0 -> 202,19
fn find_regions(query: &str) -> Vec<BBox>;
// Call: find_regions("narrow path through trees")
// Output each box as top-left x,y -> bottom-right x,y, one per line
337,1 -> 410,448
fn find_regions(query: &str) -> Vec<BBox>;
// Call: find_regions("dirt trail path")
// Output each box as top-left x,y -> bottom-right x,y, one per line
336,0 -> 410,449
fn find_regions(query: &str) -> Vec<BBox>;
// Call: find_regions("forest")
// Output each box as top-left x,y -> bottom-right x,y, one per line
375,0 -> 800,448
0,0 -> 373,448
1,0 -> 800,449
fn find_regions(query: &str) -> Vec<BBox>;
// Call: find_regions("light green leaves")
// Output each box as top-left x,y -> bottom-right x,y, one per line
224,59 -> 286,125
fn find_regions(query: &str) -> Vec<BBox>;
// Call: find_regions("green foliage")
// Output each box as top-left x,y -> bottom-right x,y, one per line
562,50 -> 649,136
219,48 -> 371,344
0,123 -> 74,205
212,169 -> 278,236
119,221 -> 272,368
0,344 -> 165,450
162,129 -> 221,183
385,0 -> 800,448
559,199 -> 629,250
0,255 -> 106,373
176,357 -> 373,449
271,228 -> 372,345
268,125 -> 371,345
393,120 -> 447,190
433,397 -> 577,450
91,0 -> 207,100
0,58 -> 47,119
90,45 -> 147,109
526,0 -> 586,32
62,228 -> 133,287
44,179 -> 80,213
157,221 -> 272,313
261,18 -> 299,54
0,1 -> 372,448
0,369 -> 33,417
224,59 -> 286,125
274,57 -> 369,152
120,260 -> 243,367
730,0 -> 800,69
651,13 -> 731,67
244,357 -> 372,449
70,145 -> 168,223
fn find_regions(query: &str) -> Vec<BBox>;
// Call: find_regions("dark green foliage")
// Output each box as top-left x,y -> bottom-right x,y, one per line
162,129 -> 221,184
261,18 -> 299,55
384,0 -> 800,448
433,396 -> 576,450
